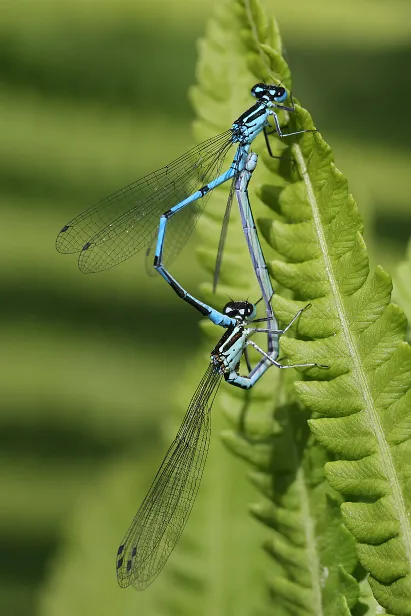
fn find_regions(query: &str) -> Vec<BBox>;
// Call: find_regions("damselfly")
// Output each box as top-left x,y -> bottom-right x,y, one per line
116,298 -> 324,590
56,83 -> 315,299
234,151 -> 278,364
116,155 -> 328,590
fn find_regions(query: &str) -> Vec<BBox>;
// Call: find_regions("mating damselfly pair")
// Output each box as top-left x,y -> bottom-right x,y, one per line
57,83 -> 324,589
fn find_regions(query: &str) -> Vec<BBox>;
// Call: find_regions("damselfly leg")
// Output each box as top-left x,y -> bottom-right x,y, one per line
116,300 -> 327,590
56,84 -> 315,294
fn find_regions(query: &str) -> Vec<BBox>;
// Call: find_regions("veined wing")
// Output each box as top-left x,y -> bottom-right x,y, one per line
116,363 -> 221,590
143,155 -> 233,278
79,137 -> 233,273
56,130 -> 234,273
212,174 -> 236,292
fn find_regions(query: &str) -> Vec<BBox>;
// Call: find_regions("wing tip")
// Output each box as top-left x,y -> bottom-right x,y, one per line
78,242 -> 98,273
55,225 -> 72,254
116,542 -> 158,590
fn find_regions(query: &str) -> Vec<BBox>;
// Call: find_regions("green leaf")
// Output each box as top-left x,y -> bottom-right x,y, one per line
258,81 -> 411,614
191,0 -> 363,613
222,403 -> 359,616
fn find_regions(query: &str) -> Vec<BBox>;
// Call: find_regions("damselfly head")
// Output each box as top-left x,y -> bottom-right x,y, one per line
251,83 -> 287,104
223,300 -> 257,322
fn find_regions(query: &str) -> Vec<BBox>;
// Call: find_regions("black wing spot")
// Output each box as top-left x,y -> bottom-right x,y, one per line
117,544 -> 124,555
61,225 -> 69,233
116,557 -> 124,569
82,242 -> 91,252
126,560 -> 132,572
131,546 -> 137,557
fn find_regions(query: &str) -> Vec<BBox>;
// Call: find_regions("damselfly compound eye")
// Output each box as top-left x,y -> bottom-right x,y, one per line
273,86 -> 287,102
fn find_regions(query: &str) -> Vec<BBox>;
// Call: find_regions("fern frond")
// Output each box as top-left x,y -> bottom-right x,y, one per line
222,401 -> 360,615
192,0 -> 363,613
259,84 -> 411,616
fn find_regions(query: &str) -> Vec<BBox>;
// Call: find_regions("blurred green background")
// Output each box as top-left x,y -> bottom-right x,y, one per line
2,0 -> 411,614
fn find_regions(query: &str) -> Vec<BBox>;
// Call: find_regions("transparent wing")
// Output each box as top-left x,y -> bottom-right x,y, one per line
212,175 -> 236,292
116,364 -> 222,590
143,135 -> 233,276
56,131 -> 234,273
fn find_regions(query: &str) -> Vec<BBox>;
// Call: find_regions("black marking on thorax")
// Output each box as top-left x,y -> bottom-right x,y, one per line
211,324 -> 235,356
235,102 -> 266,126
224,328 -> 244,351
212,324 -> 245,359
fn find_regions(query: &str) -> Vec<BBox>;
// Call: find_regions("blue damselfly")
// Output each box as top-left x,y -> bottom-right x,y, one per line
116,298 -> 323,590
116,155 -> 327,590
56,84 -> 315,313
